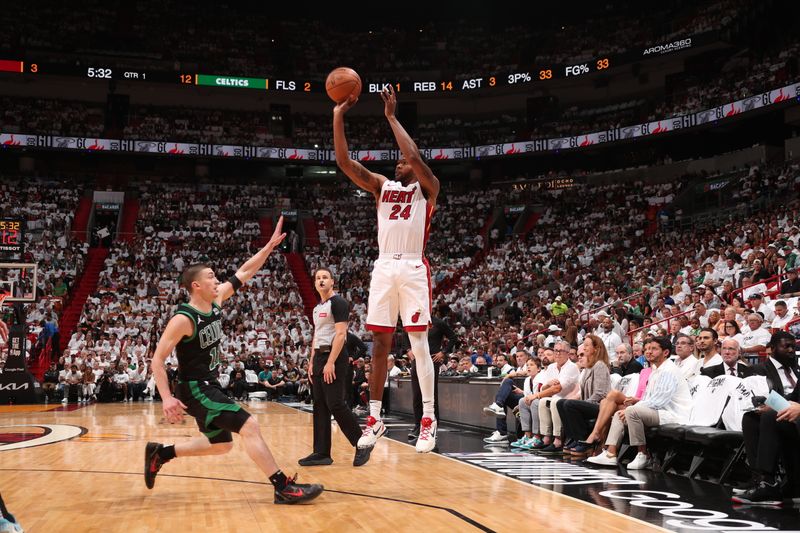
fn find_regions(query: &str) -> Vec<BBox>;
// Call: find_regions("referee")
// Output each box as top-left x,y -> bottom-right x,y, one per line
299,267 -> 371,467
403,313 -> 460,440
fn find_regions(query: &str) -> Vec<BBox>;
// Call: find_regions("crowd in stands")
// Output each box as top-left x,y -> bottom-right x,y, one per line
0,97 -> 105,138
439,179 -> 683,326
0,177 -> 87,359
658,41 -> 800,119
8,159 -> 800,398
445,161 -> 800,504
49,182 -> 311,403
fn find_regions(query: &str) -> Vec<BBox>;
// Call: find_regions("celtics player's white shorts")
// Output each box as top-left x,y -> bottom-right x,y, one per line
366,253 -> 432,333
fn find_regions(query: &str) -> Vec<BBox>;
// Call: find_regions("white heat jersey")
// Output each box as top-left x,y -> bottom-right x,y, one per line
376,179 -> 433,254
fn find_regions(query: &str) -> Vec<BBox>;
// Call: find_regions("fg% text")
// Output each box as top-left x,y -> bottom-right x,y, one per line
508,72 -> 532,84
565,63 -> 591,76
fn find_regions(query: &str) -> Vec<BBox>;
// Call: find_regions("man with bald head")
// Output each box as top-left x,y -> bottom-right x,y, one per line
701,338 -> 754,378
610,344 -> 642,376
597,317 -> 623,355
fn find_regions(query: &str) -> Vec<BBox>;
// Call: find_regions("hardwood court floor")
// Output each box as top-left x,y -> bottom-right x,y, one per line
0,402 -> 666,533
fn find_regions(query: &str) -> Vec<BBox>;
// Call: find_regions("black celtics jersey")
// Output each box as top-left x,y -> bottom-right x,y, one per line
174,302 -> 224,381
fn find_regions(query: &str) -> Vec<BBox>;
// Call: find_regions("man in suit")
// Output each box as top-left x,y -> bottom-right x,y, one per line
701,338 -> 754,379
733,331 -> 800,505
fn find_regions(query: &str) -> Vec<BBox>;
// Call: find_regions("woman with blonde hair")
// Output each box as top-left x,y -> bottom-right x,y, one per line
557,334 -> 612,455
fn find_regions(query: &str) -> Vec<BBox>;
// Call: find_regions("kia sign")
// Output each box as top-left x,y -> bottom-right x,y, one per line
0,324 -> 37,404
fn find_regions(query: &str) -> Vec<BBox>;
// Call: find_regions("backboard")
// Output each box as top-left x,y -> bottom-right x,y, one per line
0,263 -> 38,303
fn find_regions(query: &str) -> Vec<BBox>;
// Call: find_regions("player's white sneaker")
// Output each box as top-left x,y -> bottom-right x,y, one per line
415,417 -> 438,453
357,416 -> 386,449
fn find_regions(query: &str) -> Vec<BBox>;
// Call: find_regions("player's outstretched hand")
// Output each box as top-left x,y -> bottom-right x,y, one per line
163,395 -> 187,424
0,319 -> 8,342
333,95 -> 358,115
381,85 -> 396,118
264,215 -> 287,253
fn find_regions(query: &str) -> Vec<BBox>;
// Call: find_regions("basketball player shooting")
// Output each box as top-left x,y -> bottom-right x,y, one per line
144,216 -> 324,504
333,85 -> 440,453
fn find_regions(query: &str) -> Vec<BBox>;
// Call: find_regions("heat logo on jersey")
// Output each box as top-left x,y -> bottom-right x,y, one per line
382,185 -> 416,220
377,182 -> 432,254
381,186 -> 417,203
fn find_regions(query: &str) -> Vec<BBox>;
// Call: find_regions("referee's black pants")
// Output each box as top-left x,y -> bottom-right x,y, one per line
312,352 -> 362,456
411,360 -> 441,428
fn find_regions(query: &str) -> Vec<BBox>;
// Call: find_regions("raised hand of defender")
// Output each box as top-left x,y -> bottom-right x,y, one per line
380,84 -> 396,118
163,395 -> 187,424
263,215 -> 287,253
333,95 -> 358,115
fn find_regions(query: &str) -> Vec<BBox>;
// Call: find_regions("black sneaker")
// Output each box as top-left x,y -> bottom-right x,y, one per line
353,445 -> 373,467
731,481 -> 783,506
731,480 -> 760,497
537,444 -> 563,455
274,474 -> 324,504
407,427 -> 420,440
144,442 -> 166,489
298,453 -> 333,466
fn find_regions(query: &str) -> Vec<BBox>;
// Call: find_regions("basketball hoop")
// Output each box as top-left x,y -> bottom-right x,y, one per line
0,292 -> 7,307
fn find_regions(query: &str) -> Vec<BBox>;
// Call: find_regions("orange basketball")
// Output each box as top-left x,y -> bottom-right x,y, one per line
326,67 -> 362,104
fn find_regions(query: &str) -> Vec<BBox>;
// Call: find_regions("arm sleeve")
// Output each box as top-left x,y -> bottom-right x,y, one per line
331,296 -> 350,323
228,274 -> 243,292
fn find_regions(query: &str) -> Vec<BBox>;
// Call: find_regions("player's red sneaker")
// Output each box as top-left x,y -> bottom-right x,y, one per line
274,474 -> 324,504
357,416 -> 386,449
415,417 -> 438,453
144,442 -> 166,489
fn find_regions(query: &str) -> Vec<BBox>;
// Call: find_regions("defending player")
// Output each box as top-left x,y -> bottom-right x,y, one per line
144,216 -> 323,504
333,85 -> 440,453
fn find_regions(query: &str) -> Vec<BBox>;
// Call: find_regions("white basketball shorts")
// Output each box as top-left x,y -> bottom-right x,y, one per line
366,253 -> 432,333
